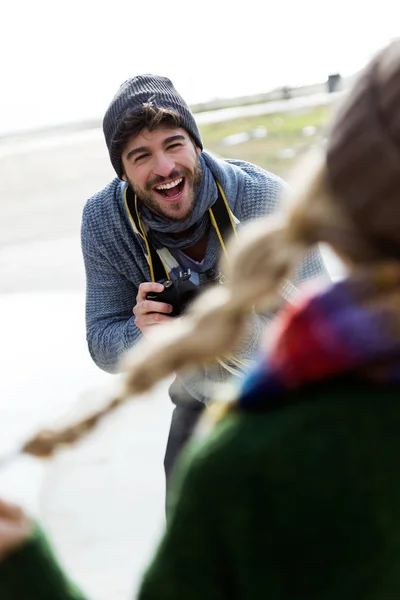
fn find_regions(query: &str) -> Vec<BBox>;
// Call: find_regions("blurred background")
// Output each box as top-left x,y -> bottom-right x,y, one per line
0,1 -> 399,598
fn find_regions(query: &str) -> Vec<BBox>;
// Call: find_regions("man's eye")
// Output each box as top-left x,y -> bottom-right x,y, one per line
168,143 -> 182,150
134,153 -> 149,163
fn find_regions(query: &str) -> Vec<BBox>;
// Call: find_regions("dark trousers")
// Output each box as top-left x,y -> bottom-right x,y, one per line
164,378 -> 205,495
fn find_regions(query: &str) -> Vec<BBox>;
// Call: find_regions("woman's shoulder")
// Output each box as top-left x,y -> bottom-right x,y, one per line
181,376 -> 400,488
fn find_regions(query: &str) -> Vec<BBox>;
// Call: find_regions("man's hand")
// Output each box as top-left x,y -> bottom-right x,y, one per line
133,282 -> 174,335
0,499 -> 32,561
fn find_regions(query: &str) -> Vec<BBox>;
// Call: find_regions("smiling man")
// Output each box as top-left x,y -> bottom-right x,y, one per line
122,128 -> 202,221
82,75 -> 328,493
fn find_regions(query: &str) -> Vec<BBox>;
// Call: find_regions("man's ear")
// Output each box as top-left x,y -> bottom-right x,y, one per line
196,146 -> 202,156
121,173 -> 127,182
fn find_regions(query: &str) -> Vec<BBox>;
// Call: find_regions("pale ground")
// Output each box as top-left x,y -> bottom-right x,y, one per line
0,121 -> 344,599
0,127 -> 173,598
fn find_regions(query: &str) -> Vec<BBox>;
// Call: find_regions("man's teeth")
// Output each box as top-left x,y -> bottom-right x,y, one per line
155,177 -> 183,191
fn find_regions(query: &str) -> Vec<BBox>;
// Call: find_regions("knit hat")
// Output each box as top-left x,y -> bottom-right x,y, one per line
103,74 -> 203,178
326,39 -> 400,257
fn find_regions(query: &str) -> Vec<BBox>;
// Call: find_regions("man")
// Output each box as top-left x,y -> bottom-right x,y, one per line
81,74 -> 328,489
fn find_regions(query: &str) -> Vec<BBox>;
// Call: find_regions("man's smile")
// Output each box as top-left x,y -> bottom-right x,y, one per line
153,177 -> 185,201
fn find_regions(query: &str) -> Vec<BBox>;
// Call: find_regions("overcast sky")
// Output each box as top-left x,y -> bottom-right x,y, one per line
1,0 -> 399,134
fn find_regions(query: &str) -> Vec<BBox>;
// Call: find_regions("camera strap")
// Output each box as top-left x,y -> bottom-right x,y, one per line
124,180 -> 237,282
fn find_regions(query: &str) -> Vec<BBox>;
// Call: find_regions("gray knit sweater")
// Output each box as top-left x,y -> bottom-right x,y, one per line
81,151 -> 328,401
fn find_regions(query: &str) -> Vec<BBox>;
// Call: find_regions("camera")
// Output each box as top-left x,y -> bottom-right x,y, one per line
146,268 -> 224,317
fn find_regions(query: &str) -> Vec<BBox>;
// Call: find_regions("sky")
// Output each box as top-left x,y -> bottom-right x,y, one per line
1,0 -> 400,135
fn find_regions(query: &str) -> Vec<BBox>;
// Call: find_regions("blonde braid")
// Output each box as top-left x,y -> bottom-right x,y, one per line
17,155 -> 347,461
21,396 -> 125,458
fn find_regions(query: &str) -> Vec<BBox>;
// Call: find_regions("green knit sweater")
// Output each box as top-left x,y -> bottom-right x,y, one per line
2,378 -> 400,599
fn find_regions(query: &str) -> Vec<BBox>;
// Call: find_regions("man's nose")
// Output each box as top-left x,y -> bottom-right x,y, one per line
152,152 -> 175,178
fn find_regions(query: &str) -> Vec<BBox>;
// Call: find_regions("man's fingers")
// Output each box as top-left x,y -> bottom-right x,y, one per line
141,300 -> 173,315
141,312 -> 174,326
136,281 -> 164,302
135,312 -> 174,330
134,281 -> 174,333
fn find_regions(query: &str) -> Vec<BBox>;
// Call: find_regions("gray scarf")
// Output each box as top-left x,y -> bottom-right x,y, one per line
140,154 -> 218,251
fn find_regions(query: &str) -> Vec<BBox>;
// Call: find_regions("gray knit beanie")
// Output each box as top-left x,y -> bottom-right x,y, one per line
103,74 -> 203,178
326,39 -> 400,257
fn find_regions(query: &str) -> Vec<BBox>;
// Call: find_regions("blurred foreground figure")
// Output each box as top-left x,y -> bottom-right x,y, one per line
2,39 -> 400,599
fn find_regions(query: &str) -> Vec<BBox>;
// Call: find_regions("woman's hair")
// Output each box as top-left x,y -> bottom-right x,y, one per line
21,157 -> 354,459
19,39 -> 400,460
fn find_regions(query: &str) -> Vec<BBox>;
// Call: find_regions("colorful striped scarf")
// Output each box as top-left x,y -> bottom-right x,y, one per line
239,263 -> 400,410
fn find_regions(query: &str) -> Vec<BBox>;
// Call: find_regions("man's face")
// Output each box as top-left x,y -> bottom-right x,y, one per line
121,127 -> 202,221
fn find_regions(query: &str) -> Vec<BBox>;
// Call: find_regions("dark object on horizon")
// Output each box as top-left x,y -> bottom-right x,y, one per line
282,86 -> 292,99
327,73 -> 342,93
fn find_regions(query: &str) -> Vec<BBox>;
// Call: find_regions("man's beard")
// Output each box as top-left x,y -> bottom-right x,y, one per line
127,156 -> 203,222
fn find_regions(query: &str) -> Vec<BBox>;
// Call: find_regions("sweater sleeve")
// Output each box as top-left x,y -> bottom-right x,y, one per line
0,526 -> 87,600
81,210 -> 143,374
